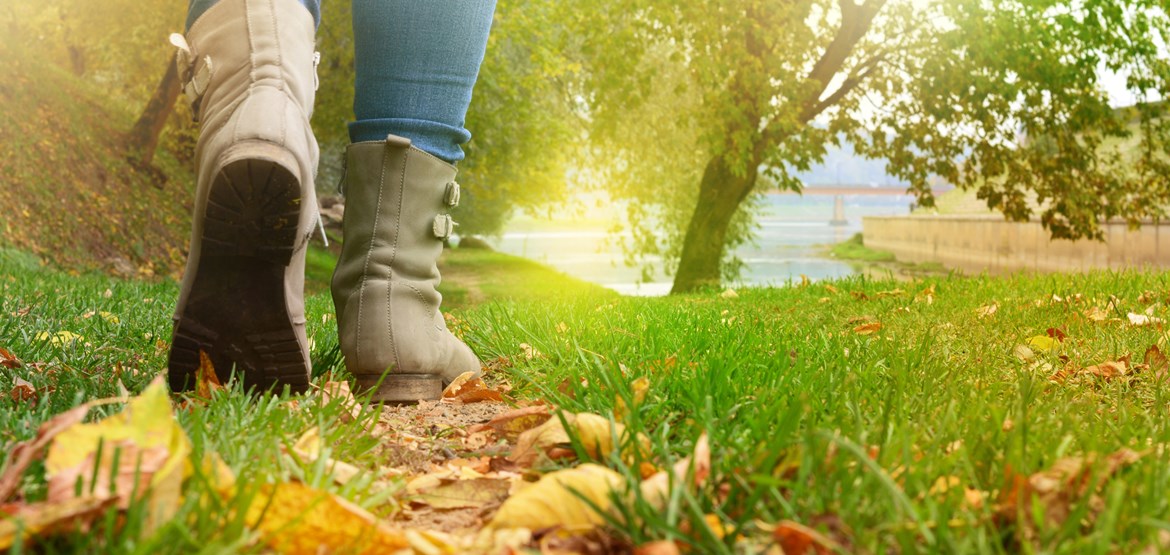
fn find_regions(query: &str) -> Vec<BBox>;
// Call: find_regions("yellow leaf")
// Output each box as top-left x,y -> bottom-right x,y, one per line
194,351 -> 224,400
487,463 -> 624,531
976,304 -> 998,318
246,481 -> 409,554
43,379 -> 189,532
615,377 -> 650,424
1026,335 -> 1059,352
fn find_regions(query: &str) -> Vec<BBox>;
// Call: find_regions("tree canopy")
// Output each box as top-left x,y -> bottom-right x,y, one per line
561,0 -> 1170,292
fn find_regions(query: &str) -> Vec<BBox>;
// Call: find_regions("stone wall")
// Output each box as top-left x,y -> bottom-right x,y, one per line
862,215 -> 1169,274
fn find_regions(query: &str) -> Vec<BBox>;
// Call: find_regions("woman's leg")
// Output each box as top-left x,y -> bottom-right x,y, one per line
332,1 -> 497,402
186,0 -> 321,29
349,0 -> 497,163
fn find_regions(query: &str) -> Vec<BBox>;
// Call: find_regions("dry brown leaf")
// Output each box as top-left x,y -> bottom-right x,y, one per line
824,284 -> 839,294
9,377 -> 36,403
415,478 -> 512,510
0,496 -> 118,550
519,343 -> 545,360
317,380 -> 362,423
509,412 -> 649,467
442,372 -> 505,404
247,481 -> 409,554
976,304 -> 998,318
1145,345 -> 1169,378
995,448 -> 1142,540
0,347 -> 21,369
0,404 -> 92,502
1083,360 -> 1129,380
852,322 -> 882,335
194,351 -> 223,400
771,520 -> 838,555
469,405 -> 552,441
1083,306 -> 1109,322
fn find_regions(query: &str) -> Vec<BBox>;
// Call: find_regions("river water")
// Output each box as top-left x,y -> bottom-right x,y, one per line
488,193 -> 915,295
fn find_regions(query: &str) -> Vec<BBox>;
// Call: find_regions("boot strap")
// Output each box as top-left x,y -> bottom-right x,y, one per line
169,34 -> 214,121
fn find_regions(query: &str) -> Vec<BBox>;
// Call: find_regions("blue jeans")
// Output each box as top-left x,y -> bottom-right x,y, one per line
185,0 -> 495,164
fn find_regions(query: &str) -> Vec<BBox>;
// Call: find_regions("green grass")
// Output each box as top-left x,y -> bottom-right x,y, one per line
828,233 -> 897,263
3,248 -> 1170,553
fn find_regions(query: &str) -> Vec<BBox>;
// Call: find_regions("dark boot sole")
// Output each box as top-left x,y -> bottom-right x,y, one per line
168,148 -> 310,394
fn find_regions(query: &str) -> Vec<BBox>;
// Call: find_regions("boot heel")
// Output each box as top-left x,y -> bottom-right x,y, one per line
363,374 -> 443,403
202,141 -> 303,265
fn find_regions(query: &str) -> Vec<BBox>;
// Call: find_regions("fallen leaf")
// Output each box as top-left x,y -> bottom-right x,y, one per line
995,449 -> 1141,540
640,434 -> 710,509
0,404 -> 92,502
1082,360 -> 1129,380
246,481 -> 409,554
1083,306 -> 1109,322
34,331 -> 84,346
614,377 -> 650,424
824,284 -> 839,294
720,288 -> 738,299
0,496 -> 118,550
976,304 -> 998,318
415,478 -> 512,510
44,379 -> 190,531
194,351 -> 223,400
1144,345 -> 1168,377
9,377 -> 36,403
509,412 -> 649,467
317,380 -> 362,422
442,372 -> 505,404
1014,345 -> 1036,362
852,322 -> 882,335
519,343 -> 544,360
0,347 -> 21,369
876,288 -> 905,298
469,405 -> 552,441
1128,313 -> 1164,327
771,520 -> 837,555
1046,327 -> 1067,341
1026,335 -> 1060,352
291,427 -> 362,485
487,463 -> 624,531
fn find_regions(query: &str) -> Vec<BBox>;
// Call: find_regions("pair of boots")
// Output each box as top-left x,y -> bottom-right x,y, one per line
165,0 -> 479,402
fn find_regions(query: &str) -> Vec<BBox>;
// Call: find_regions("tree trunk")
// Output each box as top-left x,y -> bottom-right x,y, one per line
126,53 -> 182,170
670,154 -> 758,294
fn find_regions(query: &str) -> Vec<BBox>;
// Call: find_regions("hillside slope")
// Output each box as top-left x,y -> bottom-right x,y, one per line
0,41 -> 195,278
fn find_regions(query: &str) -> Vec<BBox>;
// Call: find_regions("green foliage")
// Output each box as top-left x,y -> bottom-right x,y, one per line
561,0 -> 1170,287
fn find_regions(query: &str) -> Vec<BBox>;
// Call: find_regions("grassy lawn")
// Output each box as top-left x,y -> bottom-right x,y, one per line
2,246 -> 1170,553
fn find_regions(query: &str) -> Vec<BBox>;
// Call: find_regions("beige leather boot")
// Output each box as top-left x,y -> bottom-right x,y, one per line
331,136 -> 481,402
167,0 -> 321,393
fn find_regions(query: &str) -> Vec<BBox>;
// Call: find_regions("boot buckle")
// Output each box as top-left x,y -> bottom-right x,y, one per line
444,182 -> 461,207
432,214 -> 455,240
169,33 -> 214,121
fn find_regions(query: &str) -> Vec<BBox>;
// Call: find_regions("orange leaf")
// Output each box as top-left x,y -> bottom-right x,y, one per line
853,322 -> 882,335
195,351 -> 223,399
